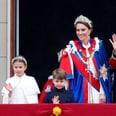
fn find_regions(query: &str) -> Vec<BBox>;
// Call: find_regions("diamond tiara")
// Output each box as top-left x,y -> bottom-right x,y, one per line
74,15 -> 93,28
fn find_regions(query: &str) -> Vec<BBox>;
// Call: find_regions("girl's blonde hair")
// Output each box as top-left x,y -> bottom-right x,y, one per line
12,56 -> 27,65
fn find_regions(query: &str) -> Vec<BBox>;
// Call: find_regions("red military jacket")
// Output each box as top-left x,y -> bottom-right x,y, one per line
109,55 -> 116,68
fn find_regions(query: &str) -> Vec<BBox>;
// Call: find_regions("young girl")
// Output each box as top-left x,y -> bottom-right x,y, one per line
1,56 -> 40,104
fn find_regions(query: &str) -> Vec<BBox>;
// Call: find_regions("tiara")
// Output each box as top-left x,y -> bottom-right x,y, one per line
12,56 -> 27,65
74,15 -> 93,28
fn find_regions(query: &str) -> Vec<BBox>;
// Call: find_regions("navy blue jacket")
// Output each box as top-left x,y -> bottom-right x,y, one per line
44,87 -> 75,103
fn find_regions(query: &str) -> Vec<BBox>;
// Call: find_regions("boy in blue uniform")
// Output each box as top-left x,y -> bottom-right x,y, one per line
44,68 -> 74,104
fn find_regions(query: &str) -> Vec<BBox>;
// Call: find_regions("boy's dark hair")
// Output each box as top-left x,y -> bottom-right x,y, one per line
52,68 -> 66,80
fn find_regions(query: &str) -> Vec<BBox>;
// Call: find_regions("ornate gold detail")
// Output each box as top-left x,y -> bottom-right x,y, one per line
52,106 -> 62,116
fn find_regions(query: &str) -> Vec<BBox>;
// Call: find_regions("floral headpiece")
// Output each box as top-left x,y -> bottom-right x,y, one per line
74,15 -> 93,29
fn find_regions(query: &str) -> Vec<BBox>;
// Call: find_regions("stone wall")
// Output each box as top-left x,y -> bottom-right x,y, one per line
0,0 -> 8,103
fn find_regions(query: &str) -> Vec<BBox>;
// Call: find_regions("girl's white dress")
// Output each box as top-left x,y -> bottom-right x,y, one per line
1,74 -> 40,104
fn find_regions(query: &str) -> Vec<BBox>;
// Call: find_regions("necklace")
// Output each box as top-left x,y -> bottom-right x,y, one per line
76,47 -> 95,67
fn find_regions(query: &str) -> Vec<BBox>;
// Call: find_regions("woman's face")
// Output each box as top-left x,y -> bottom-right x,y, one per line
75,23 -> 91,43
13,61 -> 27,77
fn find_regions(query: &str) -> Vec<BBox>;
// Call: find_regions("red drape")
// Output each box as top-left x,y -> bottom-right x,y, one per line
0,103 -> 116,116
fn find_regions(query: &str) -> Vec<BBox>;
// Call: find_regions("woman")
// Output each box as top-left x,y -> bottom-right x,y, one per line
59,15 -> 111,103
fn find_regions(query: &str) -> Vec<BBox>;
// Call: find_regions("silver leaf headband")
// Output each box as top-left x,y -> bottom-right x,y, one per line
74,15 -> 93,29
12,56 -> 27,65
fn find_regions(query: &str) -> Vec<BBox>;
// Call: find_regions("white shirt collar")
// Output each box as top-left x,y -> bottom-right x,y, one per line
82,42 -> 90,49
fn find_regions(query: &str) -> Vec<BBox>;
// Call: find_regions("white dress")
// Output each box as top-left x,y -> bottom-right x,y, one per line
83,43 -> 104,103
1,74 -> 40,104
